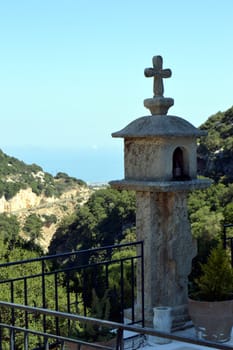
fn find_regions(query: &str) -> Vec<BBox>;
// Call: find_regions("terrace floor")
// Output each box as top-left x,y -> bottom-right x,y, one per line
124,326 -> 233,350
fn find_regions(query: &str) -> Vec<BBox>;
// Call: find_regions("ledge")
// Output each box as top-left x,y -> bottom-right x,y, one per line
109,179 -> 212,192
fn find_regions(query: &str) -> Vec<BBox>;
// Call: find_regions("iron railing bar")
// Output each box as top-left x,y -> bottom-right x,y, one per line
41,260 -> 47,335
0,312 -> 2,350
223,223 -> 233,267
10,280 -> 15,347
24,331 -> 29,350
0,241 -> 144,268
83,270 -> 87,317
223,224 -> 227,249
45,336 -> 49,350
130,258 -> 135,324
223,223 -> 233,228
54,272 -> 59,336
120,260 -> 124,323
0,300 -> 137,329
10,327 -> 14,350
24,278 -> 29,350
76,291 -> 79,313
46,254 -> 142,275
24,277 -> 29,329
115,328 -> 123,350
105,262 -> 109,289
141,241 -> 145,328
0,322 -> 113,350
0,303 -> 232,350
66,271 -> 71,333
0,254 -> 142,285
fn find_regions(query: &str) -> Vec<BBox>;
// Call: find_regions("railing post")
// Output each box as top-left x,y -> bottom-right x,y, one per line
0,312 -> 2,350
45,336 -> 49,349
130,258 -> 135,324
223,224 -> 227,250
66,271 -> 71,334
115,327 -> 123,350
120,260 -> 124,323
141,241 -> 145,328
41,259 -> 47,348
10,281 -> 15,347
231,238 -> 233,268
24,332 -> 29,350
10,328 -> 14,350
222,224 -> 233,267
54,272 -> 60,336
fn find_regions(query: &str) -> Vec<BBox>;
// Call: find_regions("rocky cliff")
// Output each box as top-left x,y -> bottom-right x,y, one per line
197,106 -> 233,183
1,184 -> 91,251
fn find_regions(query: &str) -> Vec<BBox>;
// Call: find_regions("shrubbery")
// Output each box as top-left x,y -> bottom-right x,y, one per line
0,149 -> 87,200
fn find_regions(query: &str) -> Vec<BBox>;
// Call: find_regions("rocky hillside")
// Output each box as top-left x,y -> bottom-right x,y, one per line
197,106 -> 233,183
0,149 -> 92,251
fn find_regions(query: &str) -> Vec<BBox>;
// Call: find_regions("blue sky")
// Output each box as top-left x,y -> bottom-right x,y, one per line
1,0 -> 233,182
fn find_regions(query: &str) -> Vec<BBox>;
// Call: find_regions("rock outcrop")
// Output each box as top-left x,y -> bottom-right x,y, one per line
1,185 -> 91,251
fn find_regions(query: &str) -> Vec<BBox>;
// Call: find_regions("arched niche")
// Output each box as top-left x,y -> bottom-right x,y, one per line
172,147 -> 190,181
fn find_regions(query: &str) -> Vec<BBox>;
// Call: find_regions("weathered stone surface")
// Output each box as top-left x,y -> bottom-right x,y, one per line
123,137 -> 198,181
110,179 -> 211,192
135,191 -> 196,325
112,115 -> 207,138
143,97 -> 174,115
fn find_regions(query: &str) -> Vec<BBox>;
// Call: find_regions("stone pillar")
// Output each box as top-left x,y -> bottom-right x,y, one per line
136,190 -> 196,326
110,55 -> 211,327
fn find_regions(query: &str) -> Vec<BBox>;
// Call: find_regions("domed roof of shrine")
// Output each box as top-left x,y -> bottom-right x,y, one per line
112,114 -> 206,138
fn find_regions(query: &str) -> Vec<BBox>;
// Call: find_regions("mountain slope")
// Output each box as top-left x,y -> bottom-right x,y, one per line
197,106 -> 233,183
0,149 -> 91,251
0,149 -> 86,199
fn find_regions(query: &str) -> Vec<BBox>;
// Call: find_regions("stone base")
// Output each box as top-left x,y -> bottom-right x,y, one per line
171,304 -> 190,329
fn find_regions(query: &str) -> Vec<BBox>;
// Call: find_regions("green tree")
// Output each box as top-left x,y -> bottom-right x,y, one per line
49,188 -> 136,254
223,203 -> 233,224
0,213 -> 20,255
23,214 -> 43,241
195,245 -> 233,301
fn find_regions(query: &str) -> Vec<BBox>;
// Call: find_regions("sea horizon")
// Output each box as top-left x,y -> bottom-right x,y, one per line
1,145 -> 124,184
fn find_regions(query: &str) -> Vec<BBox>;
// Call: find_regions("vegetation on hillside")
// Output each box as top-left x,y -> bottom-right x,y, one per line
198,106 -> 233,183
48,188 -> 136,254
0,150 -> 86,199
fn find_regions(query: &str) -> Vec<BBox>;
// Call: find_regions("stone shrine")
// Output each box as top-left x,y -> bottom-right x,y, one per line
110,56 -> 211,326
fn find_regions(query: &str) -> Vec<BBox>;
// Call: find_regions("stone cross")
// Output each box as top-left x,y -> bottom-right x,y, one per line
144,56 -> 172,97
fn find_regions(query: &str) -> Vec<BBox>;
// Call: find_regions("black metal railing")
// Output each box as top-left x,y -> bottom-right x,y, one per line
223,223 -> 233,266
0,301 -> 232,350
0,242 -> 144,349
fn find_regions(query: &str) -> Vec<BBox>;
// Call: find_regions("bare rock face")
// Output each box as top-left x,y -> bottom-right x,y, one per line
0,188 -> 43,213
0,186 -> 91,251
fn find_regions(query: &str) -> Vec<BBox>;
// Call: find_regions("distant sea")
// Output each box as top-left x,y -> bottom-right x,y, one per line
2,146 -> 124,184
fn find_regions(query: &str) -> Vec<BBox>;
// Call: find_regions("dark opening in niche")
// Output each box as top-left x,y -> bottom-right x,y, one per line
172,147 -> 190,181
